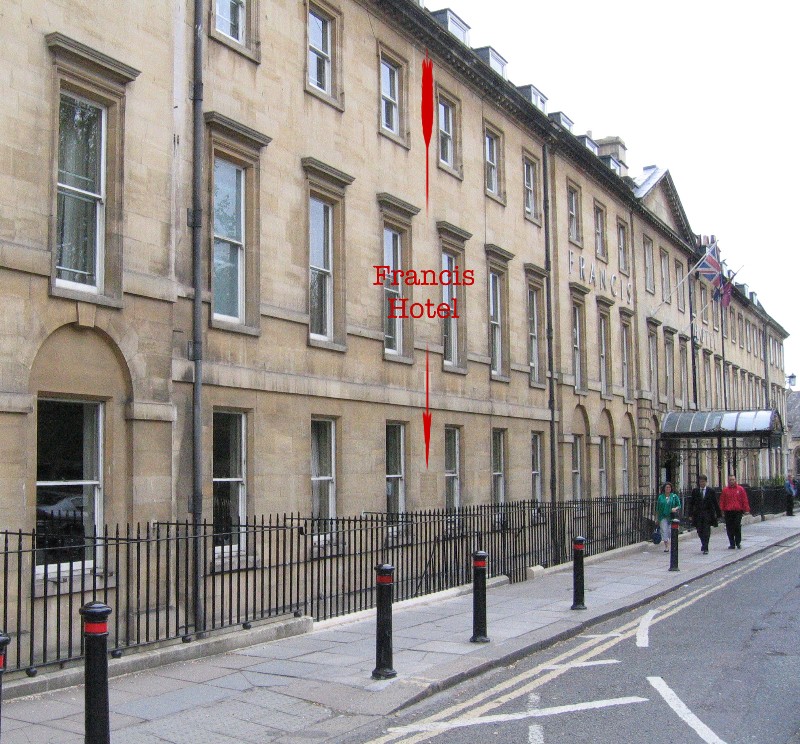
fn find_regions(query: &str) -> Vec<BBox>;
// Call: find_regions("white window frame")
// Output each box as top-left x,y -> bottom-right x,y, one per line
308,7 -> 332,95
531,432 -> 542,502
444,426 -> 461,510
621,320 -> 632,399
704,355 -> 713,409
594,204 -> 606,258
598,436 -> 609,499
491,429 -> 506,505
56,92 -> 107,295
621,438 -> 630,494
442,251 -> 458,365
212,157 -> 245,323
311,419 -> 336,523
675,260 -> 685,311
643,236 -> 654,293
385,423 -> 405,514
216,0 -> 246,44
572,303 -> 584,390
649,330 -> 659,396
380,56 -> 400,135
528,285 -> 541,384
567,186 -> 580,242
665,336 -> 674,406
660,249 -> 671,302
680,342 -> 689,410
523,158 -> 537,218
309,196 -> 334,340
438,96 -> 454,167
35,399 -> 104,576
599,312 -> 610,396
489,270 -> 503,374
485,130 -> 499,195
572,435 -> 583,501
383,227 -> 403,354
212,411 -> 247,553
700,286 -> 709,324
618,222 -> 629,274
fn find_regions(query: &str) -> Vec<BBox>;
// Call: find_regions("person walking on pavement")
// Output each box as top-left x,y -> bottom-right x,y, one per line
691,474 -> 721,554
785,473 -> 797,515
656,482 -> 681,553
719,474 -> 750,549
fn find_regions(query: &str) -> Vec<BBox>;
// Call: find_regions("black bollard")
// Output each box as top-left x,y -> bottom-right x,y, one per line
787,492 -> 794,517
470,551 -> 490,643
372,564 -> 397,680
80,601 -> 112,744
571,537 -> 587,610
0,630 -> 10,740
669,519 -> 680,571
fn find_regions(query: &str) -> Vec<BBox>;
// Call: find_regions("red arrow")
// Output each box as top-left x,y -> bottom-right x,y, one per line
423,346 -> 432,468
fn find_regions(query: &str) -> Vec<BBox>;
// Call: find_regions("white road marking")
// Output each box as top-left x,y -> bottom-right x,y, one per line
528,694 -> 543,743
541,659 -> 620,670
388,697 -> 648,734
636,610 -> 659,648
580,632 -> 623,639
528,724 -> 544,743
368,547 -> 794,744
648,677 -> 727,744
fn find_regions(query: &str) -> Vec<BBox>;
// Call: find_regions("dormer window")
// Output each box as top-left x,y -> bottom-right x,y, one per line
474,47 -> 507,79
600,155 -> 621,175
549,111 -> 574,132
578,135 -> 598,155
430,9 -> 470,45
517,84 -> 548,113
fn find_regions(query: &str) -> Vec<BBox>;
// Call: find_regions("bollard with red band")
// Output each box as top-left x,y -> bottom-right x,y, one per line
80,601 -> 112,744
0,630 -> 10,740
669,519 -> 680,572
372,564 -> 397,680
571,536 -> 587,610
471,550 -> 490,643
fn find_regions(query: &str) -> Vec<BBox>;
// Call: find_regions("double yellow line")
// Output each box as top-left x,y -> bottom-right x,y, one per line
367,540 -> 799,743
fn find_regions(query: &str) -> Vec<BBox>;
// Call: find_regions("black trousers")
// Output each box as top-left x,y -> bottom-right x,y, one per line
695,517 -> 714,551
724,511 -> 744,547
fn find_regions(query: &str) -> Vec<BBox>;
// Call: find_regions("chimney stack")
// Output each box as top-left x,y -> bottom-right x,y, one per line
595,136 -> 628,177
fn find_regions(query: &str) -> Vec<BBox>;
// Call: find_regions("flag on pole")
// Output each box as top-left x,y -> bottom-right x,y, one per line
720,273 -> 735,308
696,241 -> 722,288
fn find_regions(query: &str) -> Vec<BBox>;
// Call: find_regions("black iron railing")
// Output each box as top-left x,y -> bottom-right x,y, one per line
2,496 -> 653,676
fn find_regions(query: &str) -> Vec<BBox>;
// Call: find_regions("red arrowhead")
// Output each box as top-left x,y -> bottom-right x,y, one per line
423,411 -> 432,468
423,346 -> 431,468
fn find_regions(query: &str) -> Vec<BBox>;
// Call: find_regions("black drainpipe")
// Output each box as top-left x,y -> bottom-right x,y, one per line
190,0 -> 205,637
542,141 -> 558,510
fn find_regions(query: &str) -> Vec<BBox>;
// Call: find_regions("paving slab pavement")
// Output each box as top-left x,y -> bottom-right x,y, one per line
3,515 -> 800,743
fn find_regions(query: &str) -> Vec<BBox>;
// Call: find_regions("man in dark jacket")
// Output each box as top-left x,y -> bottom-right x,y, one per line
691,475 -> 721,554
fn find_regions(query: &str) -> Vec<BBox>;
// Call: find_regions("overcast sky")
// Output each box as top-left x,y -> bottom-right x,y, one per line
436,0 -> 799,391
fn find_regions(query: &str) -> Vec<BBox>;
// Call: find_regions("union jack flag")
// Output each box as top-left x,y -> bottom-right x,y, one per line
696,242 -> 722,287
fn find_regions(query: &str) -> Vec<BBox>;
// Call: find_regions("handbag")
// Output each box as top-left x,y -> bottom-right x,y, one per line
652,526 -> 662,544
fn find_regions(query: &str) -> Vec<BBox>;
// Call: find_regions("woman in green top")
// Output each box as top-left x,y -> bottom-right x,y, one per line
656,482 -> 681,552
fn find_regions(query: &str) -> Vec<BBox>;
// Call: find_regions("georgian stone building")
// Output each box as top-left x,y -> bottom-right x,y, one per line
0,0 -> 790,542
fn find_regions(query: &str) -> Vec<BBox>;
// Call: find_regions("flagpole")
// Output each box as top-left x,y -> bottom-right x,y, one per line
650,245 -> 716,317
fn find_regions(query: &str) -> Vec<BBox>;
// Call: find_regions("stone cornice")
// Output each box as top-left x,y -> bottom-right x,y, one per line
46,32 -> 140,86
204,112 -> 272,150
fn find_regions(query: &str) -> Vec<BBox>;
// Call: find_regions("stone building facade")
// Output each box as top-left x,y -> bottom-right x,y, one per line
0,0 -> 791,540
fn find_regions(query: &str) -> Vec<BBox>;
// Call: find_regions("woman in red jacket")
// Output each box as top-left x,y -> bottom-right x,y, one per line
719,474 -> 750,549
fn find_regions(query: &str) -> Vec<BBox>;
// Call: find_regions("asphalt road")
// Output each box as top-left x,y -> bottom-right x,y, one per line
354,537 -> 800,744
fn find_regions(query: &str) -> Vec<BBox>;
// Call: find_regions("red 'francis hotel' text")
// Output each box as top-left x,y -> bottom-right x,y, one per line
373,265 -> 473,319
